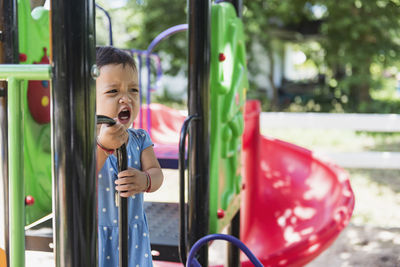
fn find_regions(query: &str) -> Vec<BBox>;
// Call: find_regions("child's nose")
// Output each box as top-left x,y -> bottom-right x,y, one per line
119,94 -> 132,103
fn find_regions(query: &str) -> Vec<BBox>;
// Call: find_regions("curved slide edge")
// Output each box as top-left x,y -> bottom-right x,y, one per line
241,100 -> 355,266
147,101 -> 354,266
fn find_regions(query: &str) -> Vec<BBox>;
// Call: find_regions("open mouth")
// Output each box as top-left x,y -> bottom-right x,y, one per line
118,108 -> 131,124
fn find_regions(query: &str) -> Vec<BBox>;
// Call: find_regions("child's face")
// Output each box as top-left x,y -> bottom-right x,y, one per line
96,64 -> 139,129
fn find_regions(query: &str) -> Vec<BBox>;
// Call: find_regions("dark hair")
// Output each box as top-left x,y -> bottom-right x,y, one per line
96,46 -> 137,72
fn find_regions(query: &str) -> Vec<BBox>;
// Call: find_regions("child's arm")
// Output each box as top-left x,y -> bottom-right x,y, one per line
139,146 -> 164,193
115,146 -> 163,197
96,122 -> 129,173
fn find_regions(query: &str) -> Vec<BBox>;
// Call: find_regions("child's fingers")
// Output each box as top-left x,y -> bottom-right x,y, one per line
117,168 -> 139,178
115,184 -> 137,192
116,185 -> 142,197
119,191 -> 139,198
98,122 -> 128,149
114,177 -> 136,185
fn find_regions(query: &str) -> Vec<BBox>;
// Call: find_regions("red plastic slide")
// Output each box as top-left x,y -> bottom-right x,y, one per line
240,100 -> 354,266
139,102 -> 354,266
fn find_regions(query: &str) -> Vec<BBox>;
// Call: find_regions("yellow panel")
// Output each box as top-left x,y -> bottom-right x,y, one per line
0,248 -> 7,267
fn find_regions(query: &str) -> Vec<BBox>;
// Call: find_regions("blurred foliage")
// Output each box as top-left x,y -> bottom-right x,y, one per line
96,0 -> 187,76
95,0 -> 400,113
244,0 -> 400,112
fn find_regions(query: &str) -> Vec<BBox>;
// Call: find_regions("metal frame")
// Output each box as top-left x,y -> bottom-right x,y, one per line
145,24 -> 188,137
51,0 -> 97,266
0,65 -> 51,267
1,0 -> 19,265
95,3 -> 113,46
187,0 -> 211,265
0,1 -> 243,266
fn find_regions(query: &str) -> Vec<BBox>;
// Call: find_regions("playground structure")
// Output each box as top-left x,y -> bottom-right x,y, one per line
0,0 -> 355,267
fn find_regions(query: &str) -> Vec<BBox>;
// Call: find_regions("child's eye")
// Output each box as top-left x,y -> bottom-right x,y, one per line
106,89 -> 118,94
129,88 -> 139,93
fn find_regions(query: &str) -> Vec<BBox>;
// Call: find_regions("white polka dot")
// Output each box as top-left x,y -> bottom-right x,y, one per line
98,174 -> 102,179
131,195 -> 136,199
128,155 -> 131,159
134,224 -> 137,228
134,161 -> 138,165
103,227 -> 107,231
136,265 -> 139,267
109,167 -> 113,171
135,215 -> 139,219
143,233 -> 147,237
117,246 -> 119,250
137,146 -> 139,150
106,256 -> 110,260
109,236 -> 112,240
106,187 -> 110,191
102,208 -> 107,212
142,134 -> 145,137
113,219 -> 117,224
135,245 -> 138,249
144,253 -> 148,258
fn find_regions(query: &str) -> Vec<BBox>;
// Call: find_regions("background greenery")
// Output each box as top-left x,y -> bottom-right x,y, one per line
96,0 -> 400,113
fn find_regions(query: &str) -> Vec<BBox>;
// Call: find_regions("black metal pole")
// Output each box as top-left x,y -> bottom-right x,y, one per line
51,0 -> 97,266
117,147 -> 128,267
187,0 -> 210,266
231,0 -> 243,17
2,0 -> 19,62
0,0 -> 18,265
227,211 -> 240,267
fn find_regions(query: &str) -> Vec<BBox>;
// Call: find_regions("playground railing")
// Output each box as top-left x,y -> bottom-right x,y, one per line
261,112 -> 400,169
0,64 -> 51,267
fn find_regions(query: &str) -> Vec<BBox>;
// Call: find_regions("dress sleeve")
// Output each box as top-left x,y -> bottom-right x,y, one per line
137,129 -> 153,151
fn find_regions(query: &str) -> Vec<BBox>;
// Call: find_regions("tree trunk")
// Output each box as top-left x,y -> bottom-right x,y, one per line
350,63 -> 372,107
30,0 -> 45,10
266,44 -> 279,111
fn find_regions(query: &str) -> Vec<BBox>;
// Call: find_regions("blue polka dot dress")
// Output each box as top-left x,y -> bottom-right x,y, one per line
98,128 -> 153,267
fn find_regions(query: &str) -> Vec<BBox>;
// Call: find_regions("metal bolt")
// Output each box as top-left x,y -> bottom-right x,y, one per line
91,64 -> 100,79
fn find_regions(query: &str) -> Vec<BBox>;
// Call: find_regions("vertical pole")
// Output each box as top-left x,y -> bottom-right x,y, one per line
146,55 -> 152,135
231,0 -> 243,17
227,211 -> 240,267
1,0 -> 19,265
187,0 -> 210,265
51,0 -> 97,266
2,0 -> 19,62
7,78 -> 24,267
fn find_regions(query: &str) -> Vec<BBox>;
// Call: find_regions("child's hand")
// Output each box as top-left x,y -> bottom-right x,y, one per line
97,121 -> 129,150
115,167 -> 148,197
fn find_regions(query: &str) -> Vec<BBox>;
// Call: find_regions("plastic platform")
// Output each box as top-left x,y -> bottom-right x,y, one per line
25,202 -> 182,262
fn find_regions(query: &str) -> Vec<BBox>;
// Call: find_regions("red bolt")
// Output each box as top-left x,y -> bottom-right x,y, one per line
217,208 -> 225,219
25,195 -> 35,206
19,53 -> 27,62
219,53 -> 226,62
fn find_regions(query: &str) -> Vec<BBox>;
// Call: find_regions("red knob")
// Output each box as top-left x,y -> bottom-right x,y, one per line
19,53 -> 27,62
25,195 -> 35,206
219,53 -> 226,62
217,208 -> 225,219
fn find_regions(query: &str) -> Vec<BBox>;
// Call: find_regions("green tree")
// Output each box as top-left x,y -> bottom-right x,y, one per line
243,0 -> 400,109
96,0 -> 400,110
96,0 -> 187,75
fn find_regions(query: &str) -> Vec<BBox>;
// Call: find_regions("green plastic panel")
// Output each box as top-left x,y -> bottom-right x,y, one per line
209,2 -> 248,234
18,0 -> 52,225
